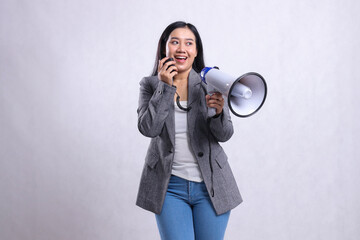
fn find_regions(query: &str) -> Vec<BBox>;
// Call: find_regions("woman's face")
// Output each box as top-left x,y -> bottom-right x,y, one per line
166,27 -> 197,74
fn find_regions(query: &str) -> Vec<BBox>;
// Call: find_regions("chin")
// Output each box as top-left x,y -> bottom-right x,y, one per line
177,66 -> 192,73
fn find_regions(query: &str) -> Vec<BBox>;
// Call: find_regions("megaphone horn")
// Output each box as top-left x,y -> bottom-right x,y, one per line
200,67 -> 267,118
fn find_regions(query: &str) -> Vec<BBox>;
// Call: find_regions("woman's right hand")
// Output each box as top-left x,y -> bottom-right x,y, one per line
157,57 -> 178,85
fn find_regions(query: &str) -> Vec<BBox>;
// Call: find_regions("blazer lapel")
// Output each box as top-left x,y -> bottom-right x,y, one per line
187,69 -> 202,135
188,69 -> 202,106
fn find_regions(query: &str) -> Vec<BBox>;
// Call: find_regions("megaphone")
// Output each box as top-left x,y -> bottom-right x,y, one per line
200,67 -> 267,118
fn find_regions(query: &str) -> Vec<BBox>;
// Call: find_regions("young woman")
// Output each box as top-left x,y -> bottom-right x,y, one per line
136,21 -> 242,240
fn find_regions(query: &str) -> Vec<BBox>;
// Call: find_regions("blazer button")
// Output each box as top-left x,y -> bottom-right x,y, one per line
197,152 -> 204,157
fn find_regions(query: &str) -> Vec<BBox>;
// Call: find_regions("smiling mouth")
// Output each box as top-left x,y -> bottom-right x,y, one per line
175,56 -> 187,61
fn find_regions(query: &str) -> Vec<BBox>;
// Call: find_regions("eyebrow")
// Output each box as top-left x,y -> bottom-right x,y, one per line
170,37 -> 195,41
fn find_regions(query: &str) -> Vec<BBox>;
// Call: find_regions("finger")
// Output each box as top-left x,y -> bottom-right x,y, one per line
164,57 -> 175,70
208,97 -> 223,103
207,101 -> 223,108
207,97 -> 222,104
209,98 -> 224,104
210,93 -> 223,100
209,94 -> 221,101
169,70 -> 178,79
205,95 -> 210,105
167,65 -> 178,74
208,102 -> 224,110
158,59 -> 165,73
163,60 -> 176,72
158,57 -> 170,72
159,57 -> 170,66
208,101 -> 224,110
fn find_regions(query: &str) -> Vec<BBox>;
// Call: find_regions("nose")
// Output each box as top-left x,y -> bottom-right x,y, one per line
176,42 -> 186,53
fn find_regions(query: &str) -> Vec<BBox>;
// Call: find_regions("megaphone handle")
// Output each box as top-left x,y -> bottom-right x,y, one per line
208,105 -> 217,118
207,85 -> 218,118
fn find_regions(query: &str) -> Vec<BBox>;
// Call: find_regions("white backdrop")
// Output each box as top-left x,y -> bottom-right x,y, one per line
1,0 -> 359,239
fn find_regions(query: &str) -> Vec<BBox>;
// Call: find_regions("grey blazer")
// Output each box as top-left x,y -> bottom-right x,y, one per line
136,69 -> 242,215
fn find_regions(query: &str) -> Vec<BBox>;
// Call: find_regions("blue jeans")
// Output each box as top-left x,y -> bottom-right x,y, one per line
155,175 -> 230,240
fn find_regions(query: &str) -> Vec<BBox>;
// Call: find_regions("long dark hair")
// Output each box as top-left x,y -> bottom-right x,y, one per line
151,21 -> 205,76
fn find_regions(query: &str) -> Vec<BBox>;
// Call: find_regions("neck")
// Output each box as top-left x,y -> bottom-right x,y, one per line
173,68 -> 191,83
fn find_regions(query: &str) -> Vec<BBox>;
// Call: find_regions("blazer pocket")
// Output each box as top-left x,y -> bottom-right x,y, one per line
145,151 -> 160,169
214,150 -> 228,169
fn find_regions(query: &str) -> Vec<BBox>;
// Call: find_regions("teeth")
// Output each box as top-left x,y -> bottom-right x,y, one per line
176,56 -> 187,59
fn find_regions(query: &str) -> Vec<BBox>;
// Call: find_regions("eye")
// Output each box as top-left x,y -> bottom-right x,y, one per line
186,42 -> 193,46
171,40 -> 179,45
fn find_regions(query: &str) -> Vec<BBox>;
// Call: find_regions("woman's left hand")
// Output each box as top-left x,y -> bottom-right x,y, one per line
206,93 -> 224,115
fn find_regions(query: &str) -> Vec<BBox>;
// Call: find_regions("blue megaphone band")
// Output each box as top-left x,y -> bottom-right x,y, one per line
200,67 -> 213,84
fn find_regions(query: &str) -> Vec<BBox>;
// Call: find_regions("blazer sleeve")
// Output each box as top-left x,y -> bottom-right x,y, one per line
137,77 -> 176,138
208,101 -> 234,142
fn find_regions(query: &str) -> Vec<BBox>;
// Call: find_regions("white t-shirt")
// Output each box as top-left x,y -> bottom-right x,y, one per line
171,101 -> 203,182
